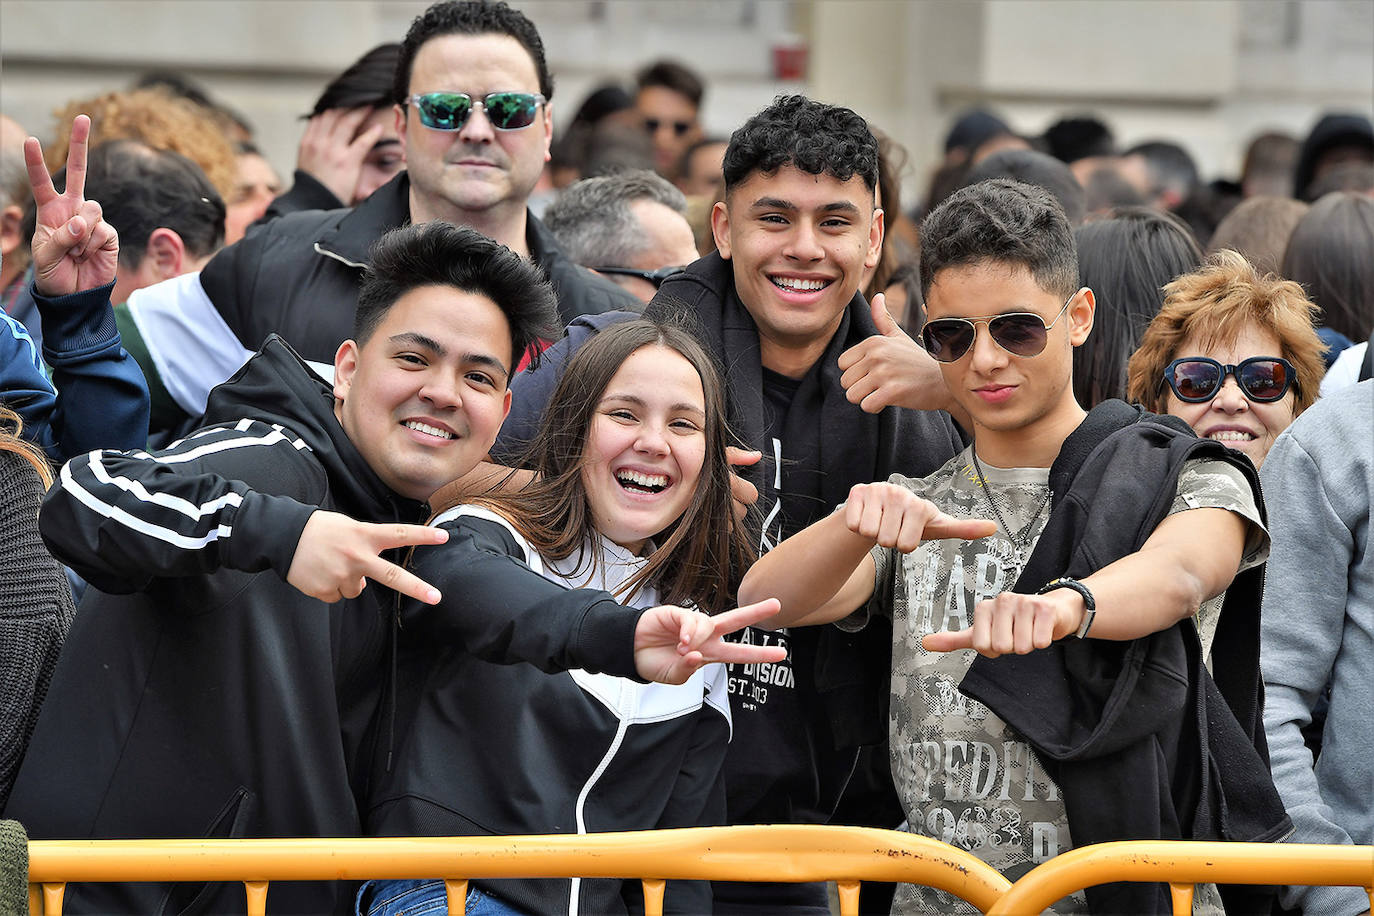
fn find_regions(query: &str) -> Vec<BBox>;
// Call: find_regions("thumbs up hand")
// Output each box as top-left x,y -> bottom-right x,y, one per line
838,293 -> 960,420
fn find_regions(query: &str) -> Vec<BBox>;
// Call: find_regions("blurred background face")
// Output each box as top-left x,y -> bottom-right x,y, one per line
354,106 -> 404,204
599,199 -> 699,302
1163,324 -> 1297,467
636,86 -> 700,180
680,140 -> 727,198
224,150 -> 281,245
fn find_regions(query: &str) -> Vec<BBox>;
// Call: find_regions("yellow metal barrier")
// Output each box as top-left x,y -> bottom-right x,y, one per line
985,840 -> 1374,915
26,825 -> 1010,916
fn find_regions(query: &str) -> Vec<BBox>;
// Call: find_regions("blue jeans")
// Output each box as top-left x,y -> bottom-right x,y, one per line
357,879 -> 526,916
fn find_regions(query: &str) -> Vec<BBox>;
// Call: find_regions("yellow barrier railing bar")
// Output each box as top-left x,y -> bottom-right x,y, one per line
985,840 -> 1374,915
27,825 -> 1011,916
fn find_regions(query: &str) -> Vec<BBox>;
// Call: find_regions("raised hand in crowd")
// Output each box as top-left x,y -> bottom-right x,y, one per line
26,114 -> 118,297
839,293 -> 971,429
287,510 -> 449,605
296,107 -> 387,206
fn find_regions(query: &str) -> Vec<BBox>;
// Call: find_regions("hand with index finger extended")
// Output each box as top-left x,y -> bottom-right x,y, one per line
27,114 -> 119,297
633,598 -> 785,684
286,510 -> 449,606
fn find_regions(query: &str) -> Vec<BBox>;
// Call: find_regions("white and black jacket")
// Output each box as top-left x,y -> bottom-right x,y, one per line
367,507 -> 731,916
5,336 -> 423,914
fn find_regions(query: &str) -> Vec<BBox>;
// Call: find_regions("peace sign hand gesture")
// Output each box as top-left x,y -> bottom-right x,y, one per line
26,114 -> 119,297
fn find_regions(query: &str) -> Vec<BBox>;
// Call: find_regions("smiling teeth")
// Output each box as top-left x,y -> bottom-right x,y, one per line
772,277 -> 827,291
404,421 -> 454,439
1208,431 -> 1255,442
616,470 -> 669,489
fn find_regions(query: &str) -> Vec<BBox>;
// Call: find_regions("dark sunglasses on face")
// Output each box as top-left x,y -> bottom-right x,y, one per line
406,91 -> 545,132
920,293 -> 1077,363
645,118 -> 692,137
1161,356 -> 1297,403
594,265 -> 686,288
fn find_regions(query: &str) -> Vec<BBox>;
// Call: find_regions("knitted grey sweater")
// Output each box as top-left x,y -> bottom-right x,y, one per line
0,448 -> 76,811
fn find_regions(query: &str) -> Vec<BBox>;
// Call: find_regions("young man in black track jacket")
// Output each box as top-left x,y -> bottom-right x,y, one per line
6,219 -> 777,915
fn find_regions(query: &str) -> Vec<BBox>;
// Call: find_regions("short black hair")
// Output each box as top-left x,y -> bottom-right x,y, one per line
635,60 -> 705,109
1125,140 -> 1200,199
963,148 -> 1087,226
394,1 -> 553,105
722,95 -> 878,193
355,222 -> 560,372
919,178 -> 1079,302
50,139 -> 225,268
1043,115 -> 1115,163
312,43 -> 400,115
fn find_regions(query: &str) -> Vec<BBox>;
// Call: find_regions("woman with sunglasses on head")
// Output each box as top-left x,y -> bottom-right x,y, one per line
1126,249 -> 1327,469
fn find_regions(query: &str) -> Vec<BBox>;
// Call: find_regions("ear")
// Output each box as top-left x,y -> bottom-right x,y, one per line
541,103 -> 553,164
865,207 -> 885,270
393,103 -> 408,159
333,338 -> 360,403
1068,287 -> 1095,347
0,203 -> 23,258
143,227 -> 187,281
501,386 -> 512,422
710,199 -> 732,260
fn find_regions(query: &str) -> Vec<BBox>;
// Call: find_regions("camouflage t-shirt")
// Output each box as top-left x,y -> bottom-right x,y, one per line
858,445 -> 1265,914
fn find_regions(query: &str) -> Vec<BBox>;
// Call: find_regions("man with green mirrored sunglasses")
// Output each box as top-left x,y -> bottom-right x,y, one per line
117,1 -> 638,443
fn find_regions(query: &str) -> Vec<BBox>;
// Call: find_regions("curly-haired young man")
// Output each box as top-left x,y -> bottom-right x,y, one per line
499,95 -> 967,914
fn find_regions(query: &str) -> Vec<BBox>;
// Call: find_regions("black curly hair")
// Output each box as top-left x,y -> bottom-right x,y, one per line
393,1 -> 553,105
721,95 -> 878,193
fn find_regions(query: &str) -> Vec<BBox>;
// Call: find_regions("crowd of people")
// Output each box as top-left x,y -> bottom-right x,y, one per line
1,2 -> 1371,915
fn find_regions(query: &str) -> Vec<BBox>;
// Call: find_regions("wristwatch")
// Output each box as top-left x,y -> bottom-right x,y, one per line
1037,577 -> 1096,638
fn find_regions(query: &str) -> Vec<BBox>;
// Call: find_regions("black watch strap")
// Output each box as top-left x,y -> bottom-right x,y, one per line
1037,577 -> 1096,638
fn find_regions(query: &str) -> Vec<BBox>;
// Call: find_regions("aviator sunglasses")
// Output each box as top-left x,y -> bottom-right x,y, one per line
406,91 -> 546,132
920,292 -> 1077,363
1161,356 -> 1297,403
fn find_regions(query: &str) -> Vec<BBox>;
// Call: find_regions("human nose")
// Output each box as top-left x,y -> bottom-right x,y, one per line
457,102 -> 496,143
966,319 -> 1008,371
419,372 -> 462,410
1210,375 -> 1249,412
634,420 -> 670,456
783,220 -> 824,262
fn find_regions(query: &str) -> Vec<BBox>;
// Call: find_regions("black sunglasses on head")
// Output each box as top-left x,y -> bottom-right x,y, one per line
594,265 -> 686,288
1161,356 -> 1297,403
919,293 -> 1077,363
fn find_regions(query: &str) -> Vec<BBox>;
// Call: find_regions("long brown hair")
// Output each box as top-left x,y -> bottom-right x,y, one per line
473,320 -> 754,614
1,406 -> 54,488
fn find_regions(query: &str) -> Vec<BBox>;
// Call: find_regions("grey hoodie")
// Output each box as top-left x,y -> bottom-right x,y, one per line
1260,380 -> 1374,915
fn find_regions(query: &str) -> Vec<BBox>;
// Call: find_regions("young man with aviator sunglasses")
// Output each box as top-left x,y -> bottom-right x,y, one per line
118,0 -> 639,439
741,179 -> 1290,914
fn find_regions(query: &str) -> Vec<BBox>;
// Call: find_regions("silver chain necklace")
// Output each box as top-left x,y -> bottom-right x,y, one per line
970,450 -> 1053,572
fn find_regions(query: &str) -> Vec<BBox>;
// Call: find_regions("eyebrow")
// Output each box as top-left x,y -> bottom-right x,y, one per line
601,393 -> 705,417
749,196 -> 862,216
389,332 -> 510,381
